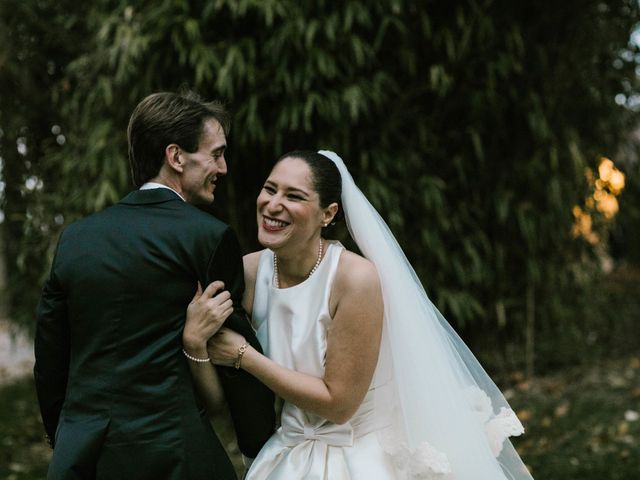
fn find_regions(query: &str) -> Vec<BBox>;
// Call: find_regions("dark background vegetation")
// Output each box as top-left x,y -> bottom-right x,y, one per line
1,1 -> 639,479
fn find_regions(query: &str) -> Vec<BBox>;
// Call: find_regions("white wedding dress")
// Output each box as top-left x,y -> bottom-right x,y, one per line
247,241 -> 400,479
243,151 -> 532,480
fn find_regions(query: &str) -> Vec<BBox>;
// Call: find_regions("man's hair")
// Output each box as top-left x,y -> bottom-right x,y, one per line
127,90 -> 230,187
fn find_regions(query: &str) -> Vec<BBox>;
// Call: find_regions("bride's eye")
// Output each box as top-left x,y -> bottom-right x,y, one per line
263,185 -> 276,194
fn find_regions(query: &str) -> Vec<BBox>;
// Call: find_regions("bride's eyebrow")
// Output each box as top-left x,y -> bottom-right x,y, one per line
264,180 -> 310,195
286,187 -> 310,197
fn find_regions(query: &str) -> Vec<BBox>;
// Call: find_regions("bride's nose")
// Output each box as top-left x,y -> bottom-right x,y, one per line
265,194 -> 283,213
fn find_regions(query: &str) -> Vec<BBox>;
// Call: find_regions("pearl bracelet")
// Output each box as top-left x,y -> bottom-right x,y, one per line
234,343 -> 249,369
182,348 -> 210,363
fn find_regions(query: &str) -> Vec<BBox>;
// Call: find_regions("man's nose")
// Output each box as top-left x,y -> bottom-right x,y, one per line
217,157 -> 228,175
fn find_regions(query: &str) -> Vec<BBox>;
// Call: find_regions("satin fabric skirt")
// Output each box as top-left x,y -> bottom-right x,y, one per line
245,425 -> 398,480
245,386 -> 399,480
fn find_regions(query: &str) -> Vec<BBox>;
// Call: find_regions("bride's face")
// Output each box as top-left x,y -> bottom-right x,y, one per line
257,157 -> 326,252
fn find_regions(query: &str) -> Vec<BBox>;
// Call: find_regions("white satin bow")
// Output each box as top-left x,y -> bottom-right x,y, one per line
260,416 -> 354,479
282,415 -> 354,447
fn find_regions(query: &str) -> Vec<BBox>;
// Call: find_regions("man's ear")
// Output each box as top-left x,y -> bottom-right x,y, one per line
165,144 -> 183,173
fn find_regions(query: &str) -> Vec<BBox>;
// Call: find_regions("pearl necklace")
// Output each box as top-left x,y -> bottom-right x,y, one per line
273,238 -> 323,288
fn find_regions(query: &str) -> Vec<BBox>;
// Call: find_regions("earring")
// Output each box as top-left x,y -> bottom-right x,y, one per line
322,223 -> 327,228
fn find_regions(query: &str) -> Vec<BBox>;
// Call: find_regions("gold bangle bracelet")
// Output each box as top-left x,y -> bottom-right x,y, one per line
234,343 -> 249,369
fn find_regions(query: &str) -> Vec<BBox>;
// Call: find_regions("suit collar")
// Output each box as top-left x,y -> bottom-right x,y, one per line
119,188 -> 184,205
140,182 -> 186,201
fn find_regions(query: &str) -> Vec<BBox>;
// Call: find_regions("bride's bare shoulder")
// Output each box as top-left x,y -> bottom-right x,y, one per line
242,250 -> 267,314
329,247 -> 381,318
334,249 -> 379,291
243,250 -> 266,287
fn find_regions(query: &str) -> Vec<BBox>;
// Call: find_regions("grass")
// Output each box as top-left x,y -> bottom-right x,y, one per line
509,356 -> 640,479
0,378 -> 50,480
1,356 -> 638,480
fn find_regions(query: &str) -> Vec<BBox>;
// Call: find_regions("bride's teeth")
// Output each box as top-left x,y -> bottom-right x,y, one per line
265,218 -> 287,227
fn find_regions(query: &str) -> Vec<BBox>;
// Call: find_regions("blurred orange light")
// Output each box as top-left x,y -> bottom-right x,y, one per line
598,158 -> 614,182
596,193 -> 619,219
572,156 -> 624,245
609,170 -> 625,194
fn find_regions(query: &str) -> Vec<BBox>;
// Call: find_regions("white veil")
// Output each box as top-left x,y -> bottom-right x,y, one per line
319,150 -> 534,480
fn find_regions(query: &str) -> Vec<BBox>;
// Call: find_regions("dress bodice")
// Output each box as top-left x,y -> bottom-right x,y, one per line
252,241 -> 392,388
252,241 -> 341,379
247,241 -> 397,479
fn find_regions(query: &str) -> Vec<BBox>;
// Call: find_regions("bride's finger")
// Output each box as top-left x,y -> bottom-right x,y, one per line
221,306 -> 233,320
220,299 -> 233,312
189,282 -> 203,303
200,281 -> 225,302
206,290 -> 231,308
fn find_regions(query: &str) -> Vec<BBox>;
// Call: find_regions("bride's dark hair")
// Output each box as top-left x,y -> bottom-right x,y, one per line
276,150 -> 344,225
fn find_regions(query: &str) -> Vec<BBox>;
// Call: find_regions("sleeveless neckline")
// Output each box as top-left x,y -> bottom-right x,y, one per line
269,241 -> 340,292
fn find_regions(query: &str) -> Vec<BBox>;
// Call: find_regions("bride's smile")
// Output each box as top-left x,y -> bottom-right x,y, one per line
256,157 -> 331,253
262,216 -> 290,231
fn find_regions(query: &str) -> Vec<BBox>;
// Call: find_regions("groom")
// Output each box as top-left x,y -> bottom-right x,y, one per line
34,91 -> 275,479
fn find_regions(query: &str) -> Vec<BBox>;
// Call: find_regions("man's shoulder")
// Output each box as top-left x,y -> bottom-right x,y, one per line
61,200 -> 229,237
177,203 -> 230,233
118,190 -> 230,232
58,206 -> 116,235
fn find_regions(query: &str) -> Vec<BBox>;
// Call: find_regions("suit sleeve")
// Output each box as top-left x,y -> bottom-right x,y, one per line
34,240 -> 70,447
205,227 -> 275,457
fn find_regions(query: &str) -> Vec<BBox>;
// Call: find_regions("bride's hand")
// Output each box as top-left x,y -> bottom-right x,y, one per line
183,281 -> 233,356
208,328 -> 247,367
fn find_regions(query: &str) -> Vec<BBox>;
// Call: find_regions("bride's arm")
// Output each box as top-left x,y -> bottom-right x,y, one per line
209,255 -> 383,424
182,281 -> 233,414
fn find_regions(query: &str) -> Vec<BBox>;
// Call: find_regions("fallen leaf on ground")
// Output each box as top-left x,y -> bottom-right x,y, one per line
517,409 -> 532,421
554,401 -> 570,417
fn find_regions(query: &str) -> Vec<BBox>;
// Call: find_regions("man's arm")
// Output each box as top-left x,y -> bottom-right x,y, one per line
205,227 -> 275,457
34,244 -> 70,448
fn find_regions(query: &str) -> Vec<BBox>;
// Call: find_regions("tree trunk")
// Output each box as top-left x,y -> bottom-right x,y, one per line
525,282 -> 535,379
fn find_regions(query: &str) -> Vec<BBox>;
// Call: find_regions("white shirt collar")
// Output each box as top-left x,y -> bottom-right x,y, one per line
140,182 -> 185,202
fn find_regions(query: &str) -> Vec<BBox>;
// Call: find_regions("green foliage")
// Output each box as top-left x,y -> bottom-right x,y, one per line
1,1 -> 638,372
613,149 -> 640,263
0,0 -> 91,325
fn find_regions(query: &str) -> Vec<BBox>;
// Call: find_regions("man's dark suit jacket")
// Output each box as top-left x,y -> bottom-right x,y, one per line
34,188 -> 275,480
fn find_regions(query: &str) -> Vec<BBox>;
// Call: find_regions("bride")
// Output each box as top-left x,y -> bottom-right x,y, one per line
183,150 -> 534,479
